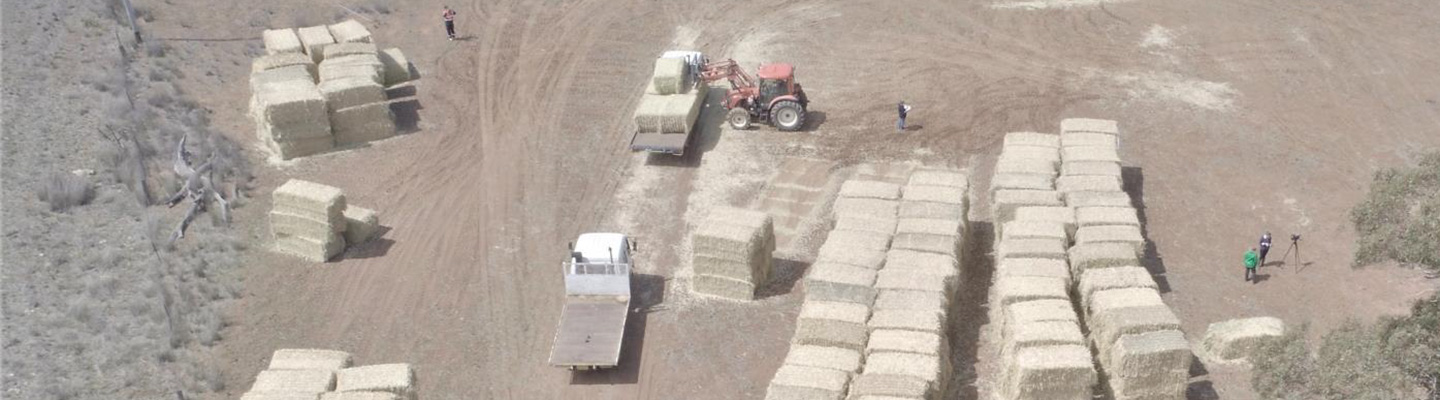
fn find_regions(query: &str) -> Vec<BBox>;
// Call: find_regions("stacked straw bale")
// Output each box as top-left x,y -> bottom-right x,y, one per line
271,179 -> 347,262
767,365 -> 850,399
334,364 -> 416,400
378,48 -> 413,86
343,206 -> 381,245
634,53 -> 707,133
323,42 -> 379,60
691,207 -> 774,300
995,258 -> 1072,288
1200,317 -> 1284,362
992,190 -> 1063,225
1068,242 -> 1141,275
245,348 -> 415,400
264,28 -> 303,55
1075,225 -> 1144,255
784,345 -> 864,375
252,79 -> 333,160
331,102 -> 397,145
320,393 -> 402,400
254,53 -> 318,80
998,345 -> 1096,400
297,26 -> 336,64
328,20 -> 373,44
269,349 -> 354,371
650,58 -> 688,95
1106,330 -> 1190,400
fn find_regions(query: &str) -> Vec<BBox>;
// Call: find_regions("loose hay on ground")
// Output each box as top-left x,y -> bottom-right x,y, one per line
1060,118 -> 1118,134
784,345 -> 863,374
1201,317 -> 1285,362
250,369 -> 336,394
296,25 -> 336,64
1075,225 -> 1144,255
1004,132 -> 1060,149
1068,242 -> 1141,274
378,48 -> 412,86
263,28 -> 303,55
840,180 -> 902,200
996,238 -> 1066,261
328,19 -> 373,44
692,274 -> 756,300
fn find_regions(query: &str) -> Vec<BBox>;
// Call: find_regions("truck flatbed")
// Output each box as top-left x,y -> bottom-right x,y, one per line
548,298 -> 629,369
629,131 -> 693,156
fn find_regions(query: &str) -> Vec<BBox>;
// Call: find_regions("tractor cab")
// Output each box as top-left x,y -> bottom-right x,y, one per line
756,63 -> 804,106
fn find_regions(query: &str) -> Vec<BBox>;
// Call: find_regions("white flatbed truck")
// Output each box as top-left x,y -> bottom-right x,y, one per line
548,233 -> 635,370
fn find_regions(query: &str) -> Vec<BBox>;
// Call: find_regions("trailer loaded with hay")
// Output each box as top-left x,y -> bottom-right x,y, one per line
548,233 -> 636,370
630,51 -> 710,155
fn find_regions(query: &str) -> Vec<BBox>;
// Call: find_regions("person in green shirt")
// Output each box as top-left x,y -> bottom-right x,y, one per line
1244,247 -> 1259,283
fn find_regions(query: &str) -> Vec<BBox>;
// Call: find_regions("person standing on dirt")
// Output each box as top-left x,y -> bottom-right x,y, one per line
1258,232 -> 1273,267
443,6 -> 458,41
1244,247 -> 1259,283
897,101 -> 912,131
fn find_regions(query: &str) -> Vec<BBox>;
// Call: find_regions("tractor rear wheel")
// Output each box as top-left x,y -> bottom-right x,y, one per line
727,108 -> 752,130
772,101 -> 805,131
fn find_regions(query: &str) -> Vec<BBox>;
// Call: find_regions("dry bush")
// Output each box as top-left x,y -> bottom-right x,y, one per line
1351,151 -> 1440,270
38,172 -> 95,212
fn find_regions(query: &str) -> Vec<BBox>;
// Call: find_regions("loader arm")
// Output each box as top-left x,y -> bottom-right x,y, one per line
700,59 -> 755,90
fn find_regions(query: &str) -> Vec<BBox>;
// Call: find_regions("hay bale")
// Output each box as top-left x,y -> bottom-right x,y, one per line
771,364 -> 846,391
890,233 -> 959,256
897,200 -> 965,220
1064,190 -> 1132,208
1001,345 -> 1096,400
996,155 -> 1059,178
327,19 -> 372,44
895,218 -> 962,238
297,26 -> 336,64
874,269 -> 955,297
242,392 -> 322,400
250,369 -> 336,394
814,245 -> 886,271
273,179 -> 345,220
1074,225 -> 1144,255
255,83 -> 330,138
999,145 -> 1060,169
884,249 -> 958,277
319,393 -> 401,400
377,48 -> 412,86
267,135 -> 336,160
1002,299 -> 1080,337
319,55 -> 385,85
873,289 -> 950,312
785,345 -> 863,374
900,184 -> 966,205
995,258 -> 1071,287
996,238 -> 1066,261
251,65 -> 319,95
1001,220 -> 1068,243
275,231 -> 345,263
1108,371 -> 1188,400
270,210 -> 341,240
263,28 -> 303,55
693,221 -> 769,260
1109,330 -> 1191,378
989,174 -> 1055,197
1068,242 -> 1140,273
334,364 -> 414,397
1061,146 -> 1121,164
319,77 -> 385,112
650,57 -> 687,95
323,42 -> 379,60
1059,118 -> 1118,134
1074,206 -> 1140,229
695,254 -> 767,283
992,189 -> 1063,223
1060,132 -> 1119,148
822,230 -> 892,251
867,309 -> 945,334
865,352 -> 945,389
991,275 -> 1067,309
1201,317 -> 1285,362
792,318 -> 868,351
800,300 -> 871,325
1001,320 -> 1085,363
847,374 -> 932,399
834,215 -> 898,236
763,384 -> 843,400
331,102 -> 396,145
1013,206 -> 1076,237
342,206 -> 380,245
269,349 -> 353,371
1091,305 -> 1181,360
867,329 -> 948,357
692,274 -> 756,300
804,263 -> 878,305
1060,160 -> 1121,178
1078,267 -> 1156,310
254,53 -> 317,77
908,169 -> 968,189
1056,175 -> 1123,194
633,87 -> 707,133
840,180 -> 902,200
1003,132 -> 1061,149
1089,288 -> 1165,318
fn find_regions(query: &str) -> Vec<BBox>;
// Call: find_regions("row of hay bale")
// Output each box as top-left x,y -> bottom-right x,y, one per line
634,57 -> 707,134
271,179 -> 382,262
255,20 -> 413,160
1057,118 -> 1190,400
988,133 -> 1097,400
691,207 -> 775,300
240,349 -> 417,400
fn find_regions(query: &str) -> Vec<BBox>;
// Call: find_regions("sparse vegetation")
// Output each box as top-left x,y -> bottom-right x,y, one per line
1351,151 -> 1440,271
38,172 -> 96,212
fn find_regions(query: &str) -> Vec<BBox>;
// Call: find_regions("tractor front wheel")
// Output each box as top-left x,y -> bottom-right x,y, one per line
727,108 -> 752,130
772,101 -> 805,131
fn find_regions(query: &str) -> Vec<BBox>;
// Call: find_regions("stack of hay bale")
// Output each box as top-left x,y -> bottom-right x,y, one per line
271,179 -> 383,262
1057,118 -> 1190,400
242,349 -> 417,400
254,20 -> 414,160
858,168 -> 970,399
634,57 -> 708,135
988,132 -> 1097,400
1200,317 -> 1285,363
691,207 -> 775,300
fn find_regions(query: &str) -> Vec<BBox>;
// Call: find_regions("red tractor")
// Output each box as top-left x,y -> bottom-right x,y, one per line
700,59 -> 810,131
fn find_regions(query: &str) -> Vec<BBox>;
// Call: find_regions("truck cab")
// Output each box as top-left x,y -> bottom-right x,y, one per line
549,233 -> 634,370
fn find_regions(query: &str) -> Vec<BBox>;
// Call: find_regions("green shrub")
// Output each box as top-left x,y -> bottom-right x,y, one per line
1351,151 -> 1440,270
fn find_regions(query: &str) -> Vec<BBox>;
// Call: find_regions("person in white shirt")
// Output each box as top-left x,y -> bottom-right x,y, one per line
897,101 -> 912,131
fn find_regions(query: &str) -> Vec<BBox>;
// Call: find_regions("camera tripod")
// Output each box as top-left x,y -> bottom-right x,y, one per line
1278,234 -> 1301,271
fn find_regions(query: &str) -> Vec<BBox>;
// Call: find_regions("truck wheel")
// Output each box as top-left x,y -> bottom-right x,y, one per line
727,108 -> 752,130
772,101 -> 805,131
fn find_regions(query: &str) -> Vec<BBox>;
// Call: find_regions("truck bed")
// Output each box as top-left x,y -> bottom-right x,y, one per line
629,131 -> 693,155
548,298 -> 629,368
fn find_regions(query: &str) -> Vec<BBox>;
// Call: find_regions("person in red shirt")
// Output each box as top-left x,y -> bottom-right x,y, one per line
442,6 -> 458,40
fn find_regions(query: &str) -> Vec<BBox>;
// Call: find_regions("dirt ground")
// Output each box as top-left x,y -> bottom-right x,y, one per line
7,0 -> 1440,399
